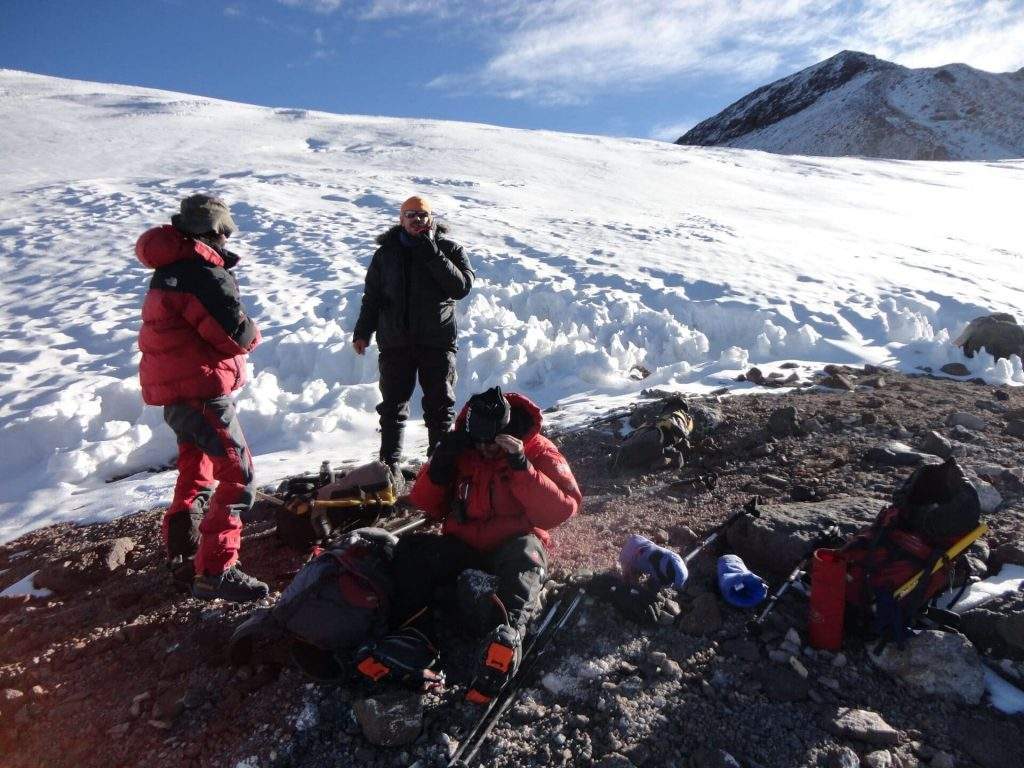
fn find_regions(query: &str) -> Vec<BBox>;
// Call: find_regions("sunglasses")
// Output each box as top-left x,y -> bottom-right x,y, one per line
402,211 -> 431,220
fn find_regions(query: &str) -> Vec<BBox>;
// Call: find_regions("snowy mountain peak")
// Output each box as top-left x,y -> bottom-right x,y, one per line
677,51 -> 1024,160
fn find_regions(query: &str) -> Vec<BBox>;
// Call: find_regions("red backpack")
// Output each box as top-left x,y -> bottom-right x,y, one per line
841,458 -> 981,645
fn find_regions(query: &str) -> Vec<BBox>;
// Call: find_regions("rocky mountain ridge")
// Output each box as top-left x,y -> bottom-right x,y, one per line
677,51 -> 1024,160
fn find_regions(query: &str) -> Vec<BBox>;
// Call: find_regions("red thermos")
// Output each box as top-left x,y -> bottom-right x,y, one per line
808,548 -> 846,650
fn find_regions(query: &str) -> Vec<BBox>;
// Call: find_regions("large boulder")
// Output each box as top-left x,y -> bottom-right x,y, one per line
959,592 -> 1024,659
870,630 -> 985,705
954,313 -> 1024,362
726,498 -> 886,577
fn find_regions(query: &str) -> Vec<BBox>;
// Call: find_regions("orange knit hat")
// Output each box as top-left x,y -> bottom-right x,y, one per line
400,195 -> 432,214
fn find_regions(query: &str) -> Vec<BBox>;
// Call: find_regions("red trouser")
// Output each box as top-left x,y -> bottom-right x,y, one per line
162,396 -> 255,575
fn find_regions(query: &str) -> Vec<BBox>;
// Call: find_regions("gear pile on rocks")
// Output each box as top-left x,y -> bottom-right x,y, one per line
2,363 -> 1023,768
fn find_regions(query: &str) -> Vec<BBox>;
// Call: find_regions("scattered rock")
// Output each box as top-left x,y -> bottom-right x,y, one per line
761,473 -> 790,489
971,479 -> 1003,514
2,688 -> 25,711
930,752 -> 954,768
918,431 -> 954,459
595,753 -> 634,768
826,707 -> 901,746
946,412 -> 985,431
822,373 -> 856,391
865,442 -> 933,467
955,313 -> 1024,362
353,691 -> 424,747
1006,420 -> 1024,439
830,746 -> 862,768
871,630 -> 985,704
940,363 -> 971,377
959,593 -> 1024,659
864,750 -> 894,768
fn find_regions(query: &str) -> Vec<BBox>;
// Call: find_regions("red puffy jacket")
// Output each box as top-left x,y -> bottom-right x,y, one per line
409,393 -> 582,552
136,226 -> 261,406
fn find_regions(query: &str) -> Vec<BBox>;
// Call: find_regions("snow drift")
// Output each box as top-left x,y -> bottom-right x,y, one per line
0,69 -> 1022,542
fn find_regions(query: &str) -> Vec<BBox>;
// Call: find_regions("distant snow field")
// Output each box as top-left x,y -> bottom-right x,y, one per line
1,70 -> 1022,542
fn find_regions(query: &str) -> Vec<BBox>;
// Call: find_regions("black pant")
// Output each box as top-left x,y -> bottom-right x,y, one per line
377,345 -> 456,464
391,533 -> 548,640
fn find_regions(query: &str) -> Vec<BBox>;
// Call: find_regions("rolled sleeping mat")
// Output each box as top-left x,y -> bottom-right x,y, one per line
717,554 -> 768,608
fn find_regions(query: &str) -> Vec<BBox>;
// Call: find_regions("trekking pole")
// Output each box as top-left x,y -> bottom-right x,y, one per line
254,489 -> 286,507
682,496 -> 761,565
447,596 -> 566,768
388,516 -> 427,537
747,525 -> 840,636
453,591 -> 585,768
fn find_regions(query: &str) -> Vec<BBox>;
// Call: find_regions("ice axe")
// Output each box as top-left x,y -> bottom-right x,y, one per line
747,524 -> 842,637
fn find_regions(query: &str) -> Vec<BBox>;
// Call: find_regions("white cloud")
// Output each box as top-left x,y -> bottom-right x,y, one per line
351,0 -> 1024,101
275,0 -> 1024,101
277,0 -> 345,13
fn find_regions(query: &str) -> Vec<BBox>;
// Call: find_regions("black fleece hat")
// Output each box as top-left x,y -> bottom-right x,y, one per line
465,387 -> 511,443
172,194 -> 237,237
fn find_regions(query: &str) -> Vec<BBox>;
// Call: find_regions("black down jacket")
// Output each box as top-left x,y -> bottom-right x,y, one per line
353,223 -> 474,350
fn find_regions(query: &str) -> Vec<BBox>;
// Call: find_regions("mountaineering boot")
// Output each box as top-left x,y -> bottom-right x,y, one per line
192,564 -> 269,603
466,623 -> 522,704
354,627 -> 442,689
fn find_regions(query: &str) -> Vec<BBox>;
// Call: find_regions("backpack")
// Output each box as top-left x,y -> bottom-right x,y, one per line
229,527 -> 397,680
614,397 -> 722,471
841,458 -> 982,646
275,460 -> 398,551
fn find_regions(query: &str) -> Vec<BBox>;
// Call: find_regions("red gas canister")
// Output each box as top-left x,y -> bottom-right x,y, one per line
808,548 -> 846,650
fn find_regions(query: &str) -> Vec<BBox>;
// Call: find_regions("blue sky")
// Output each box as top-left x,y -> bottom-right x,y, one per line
2,0 -> 1022,140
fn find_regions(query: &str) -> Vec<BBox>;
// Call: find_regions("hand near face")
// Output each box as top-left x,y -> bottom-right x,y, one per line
494,434 -> 523,455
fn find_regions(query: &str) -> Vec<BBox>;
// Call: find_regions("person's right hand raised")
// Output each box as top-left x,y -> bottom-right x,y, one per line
353,338 -> 368,355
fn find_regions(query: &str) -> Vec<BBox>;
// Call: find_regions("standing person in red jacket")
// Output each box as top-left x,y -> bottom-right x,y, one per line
355,387 -> 581,702
136,194 -> 268,603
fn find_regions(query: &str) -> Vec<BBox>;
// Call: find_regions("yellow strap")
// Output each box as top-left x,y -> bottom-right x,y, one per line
892,523 -> 987,600
311,488 -> 397,510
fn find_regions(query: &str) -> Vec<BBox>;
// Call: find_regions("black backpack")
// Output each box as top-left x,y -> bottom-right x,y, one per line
230,527 -> 397,680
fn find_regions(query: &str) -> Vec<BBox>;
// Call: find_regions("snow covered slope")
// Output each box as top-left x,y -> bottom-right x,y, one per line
1,69 -> 1022,542
677,51 -> 1024,160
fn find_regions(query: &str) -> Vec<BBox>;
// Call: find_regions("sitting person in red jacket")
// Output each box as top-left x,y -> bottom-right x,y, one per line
136,194 -> 267,603
355,387 -> 581,702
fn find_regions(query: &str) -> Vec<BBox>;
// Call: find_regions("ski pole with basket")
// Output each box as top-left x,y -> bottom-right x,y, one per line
447,588 -> 586,768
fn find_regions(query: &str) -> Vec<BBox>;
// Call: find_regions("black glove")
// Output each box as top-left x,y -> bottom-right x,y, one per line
506,448 -> 528,471
591,574 -> 660,625
427,430 -> 471,485
417,229 -> 440,259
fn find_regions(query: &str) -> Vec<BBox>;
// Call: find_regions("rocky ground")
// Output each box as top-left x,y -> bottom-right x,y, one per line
2,363 -> 1024,768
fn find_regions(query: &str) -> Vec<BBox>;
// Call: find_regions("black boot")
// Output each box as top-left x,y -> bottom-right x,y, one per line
466,624 -> 522,704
